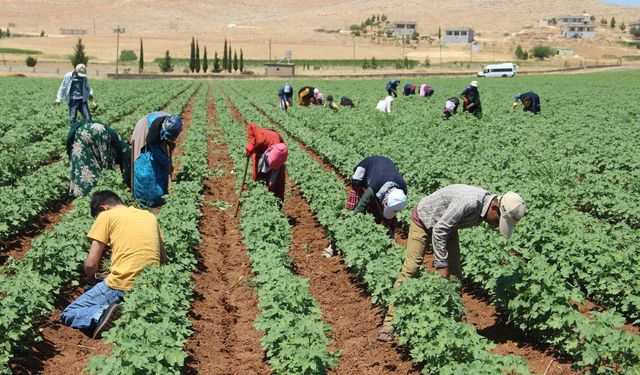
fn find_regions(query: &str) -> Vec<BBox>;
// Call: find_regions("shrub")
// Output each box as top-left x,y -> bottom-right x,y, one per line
119,49 -> 137,62
530,45 -> 555,60
25,55 -> 37,67
158,50 -> 174,72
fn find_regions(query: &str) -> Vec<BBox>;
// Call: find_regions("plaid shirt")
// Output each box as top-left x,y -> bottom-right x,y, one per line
414,185 -> 496,269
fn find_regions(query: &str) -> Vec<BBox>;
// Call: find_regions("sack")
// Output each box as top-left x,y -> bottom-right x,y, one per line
340,97 -> 354,106
134,150 -> 168,207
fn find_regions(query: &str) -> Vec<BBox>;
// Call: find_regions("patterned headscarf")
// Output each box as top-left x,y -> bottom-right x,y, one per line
160,115 -> 183,142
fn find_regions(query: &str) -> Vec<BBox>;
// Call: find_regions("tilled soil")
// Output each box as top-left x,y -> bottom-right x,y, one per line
183,88 -> 269,374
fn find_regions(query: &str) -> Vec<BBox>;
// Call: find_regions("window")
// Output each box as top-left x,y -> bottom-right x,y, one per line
461,31 -> 467,36
454,31 -> 460,36
446,31 -> 453,36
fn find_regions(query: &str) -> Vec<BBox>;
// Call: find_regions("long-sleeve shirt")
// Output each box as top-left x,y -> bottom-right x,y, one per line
514,92 -> 541,114
413,184 -> 496,269
376,97 -> 393,113
56,71 -> 93,103
352,156 -> 406,213
246,123 -> 284,181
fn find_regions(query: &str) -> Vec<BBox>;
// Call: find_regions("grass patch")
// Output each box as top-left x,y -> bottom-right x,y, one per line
623,55 -> 640,60
0,48 -> 42,55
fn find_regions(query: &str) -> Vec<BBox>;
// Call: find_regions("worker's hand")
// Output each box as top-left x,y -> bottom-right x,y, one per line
89,95 -> 94,101
512,102 -> 518,110
245,144 -> 254,157
437,267 -> 449,278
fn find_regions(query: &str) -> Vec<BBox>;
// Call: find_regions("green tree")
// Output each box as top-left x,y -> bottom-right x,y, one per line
610,17 -> 616,29
515,45 -> 528,60
631,28 -> 640,38
233,50 -> 238,72
590,15 -> 596,21
6,29 -> 9,38
239,49 -> 244,73
159,50 -> 174,72
227,44 -> 232,73
371,56 -> 377,69
139,39 -> 144,73
40,30 -> 45,37
195,40 -> 201,73
25,55 -> 37,67
438,26 -> 441,40
202,46 -> 208,73
71,38 -> 89,67
213,51 -> 221,72
362,58 -> 370,70
530,45 -> 555,60
222,39 -> 228,70
0,28 -> 3,39
620,21 -> 626,32
601,16 -> 607,26
189,37 -> 195,72
119,49 -> 137,62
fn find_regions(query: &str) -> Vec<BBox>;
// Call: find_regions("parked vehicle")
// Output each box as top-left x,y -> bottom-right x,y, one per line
477,63 -> 516,78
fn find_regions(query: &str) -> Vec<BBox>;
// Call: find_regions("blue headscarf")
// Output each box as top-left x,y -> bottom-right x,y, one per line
160,115 -> 183,142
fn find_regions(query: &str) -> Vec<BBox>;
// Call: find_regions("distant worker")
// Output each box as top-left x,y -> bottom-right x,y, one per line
376,96 -> 394,114
278,82 -> 293,111
340,96 -> 356,108
66,121 -> 131,197
513,92 -> 541,115
377,185 -> 527,343
324,95 -> 340,112
442,97 -> 460,119
245,123 -> 288,202
297,86 -> 315,106
419,84 -> 435,98
55,63 -> 94,126
403,83 -> 417,96
461,80 -> 482,118
385,79 -> 400,97
131,112 -> 183,207
61,190 -> 166,339
312,88 -> 324,105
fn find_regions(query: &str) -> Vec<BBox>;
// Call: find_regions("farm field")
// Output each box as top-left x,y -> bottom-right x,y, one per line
0,70 -> 639,374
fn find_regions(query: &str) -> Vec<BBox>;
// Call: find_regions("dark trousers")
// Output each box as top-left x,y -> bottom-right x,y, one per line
69,98 -> 91,126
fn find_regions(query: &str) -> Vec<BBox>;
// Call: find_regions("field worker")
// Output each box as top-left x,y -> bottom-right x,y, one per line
66,121 -> 131,197
278,82 -> 293,111
132,112 -> 183,207
461,80 -> 482,118
419,84 -> 435,98
324,95 -> 340,112
245,123 -> 288,201
312,88 -> 325,105
385,79 -> 400,97
55,63 -> 94,126
442,97 -> 460,119
513,92 -> 541,115
403,83 -> 417,96
61,190 -> 167,339
376,95 -> 394,113
340,96 -> 356,108
377,185 -> 527,343
297,86 -> 315,106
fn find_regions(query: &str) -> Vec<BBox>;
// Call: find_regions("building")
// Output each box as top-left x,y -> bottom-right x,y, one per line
535,19 -> 552,28
560,23 -> 596,39
265,63 -> 295,76
630,20 -> 640,32
393,21 -> 417,38
557,15 -> 591,25
443,28 -> 474,45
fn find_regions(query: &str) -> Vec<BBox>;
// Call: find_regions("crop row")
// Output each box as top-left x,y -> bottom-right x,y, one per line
225,90 -> 530,374
86,84 -> 208,374
0,84 -> 198,374
0,82 -> 197,246
228,85 -> 640,374
214,88 -> 339,374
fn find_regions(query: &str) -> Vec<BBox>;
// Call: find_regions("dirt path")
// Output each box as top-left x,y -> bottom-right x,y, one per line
239,97 -> 579,375
183,87 -> 269,374
11,87 -> 202,375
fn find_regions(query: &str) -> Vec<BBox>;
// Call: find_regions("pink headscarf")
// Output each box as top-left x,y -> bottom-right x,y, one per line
267,143 -> 288,170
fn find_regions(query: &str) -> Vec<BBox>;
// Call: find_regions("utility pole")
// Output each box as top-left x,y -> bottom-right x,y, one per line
492,41 -> 495,63
269,37 -> 272,61
113,25 -> 125,76
352,37 -> 356,73
93,18 -> 96,36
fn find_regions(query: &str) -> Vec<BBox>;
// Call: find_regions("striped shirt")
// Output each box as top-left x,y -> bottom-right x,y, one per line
414,184 -> 496,269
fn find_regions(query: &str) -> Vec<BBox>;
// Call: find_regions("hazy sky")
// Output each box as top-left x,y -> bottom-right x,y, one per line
599,0 -> 640,6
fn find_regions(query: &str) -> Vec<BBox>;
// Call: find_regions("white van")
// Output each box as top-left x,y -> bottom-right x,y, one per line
477,63 -> 517,78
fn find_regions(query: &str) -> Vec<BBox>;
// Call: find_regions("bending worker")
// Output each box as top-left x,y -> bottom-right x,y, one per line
132,112 -> 183,207
377,184 -> 527,343
298,86 -> 315,106
245,123 -> 288,202
385,79 -> 400,97
461,80 -> 482,118
442,97 -> 459,119
403,83 -> 416,96
324,95 -> 340,112
419,84 -> 435,98
513,92 -> 541,115
376,96 -> 394,113
278,82 -> 293,111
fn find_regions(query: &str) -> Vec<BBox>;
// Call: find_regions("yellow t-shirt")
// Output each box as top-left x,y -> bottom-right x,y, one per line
87,206 -> 162,291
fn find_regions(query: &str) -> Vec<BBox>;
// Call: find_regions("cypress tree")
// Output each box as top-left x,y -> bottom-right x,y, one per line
190,37 -> 195,72
203,46 -> 208,73
0,28 -> 3,39
233,50 -> 238,72
239,49 -> 244,73
138,39 -> 144,73
228,44 -> 232,73
195,40 -> 201,73
71,38 -> 89,67
222,39 -> 228,70
214,51 -> 220,72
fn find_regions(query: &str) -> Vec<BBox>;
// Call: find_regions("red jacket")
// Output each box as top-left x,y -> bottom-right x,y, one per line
245,123 -> 286,200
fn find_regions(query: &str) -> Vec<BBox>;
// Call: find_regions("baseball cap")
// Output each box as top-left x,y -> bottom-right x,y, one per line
75,64 -> 87,77
498,192 -> 527,238
383,188 -> 407,219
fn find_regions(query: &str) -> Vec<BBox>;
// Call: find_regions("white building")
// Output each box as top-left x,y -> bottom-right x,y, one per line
443,28 -> 474,45
393,21 -> 417,38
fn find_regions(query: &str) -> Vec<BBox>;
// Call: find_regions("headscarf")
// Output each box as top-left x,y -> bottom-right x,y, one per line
160,115 -> 183,142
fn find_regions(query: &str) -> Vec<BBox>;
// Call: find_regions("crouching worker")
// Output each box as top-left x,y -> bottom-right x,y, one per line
67,121 -> 131,197
132,112 -> 183,207
377,185 -> 527,343
340,96 -> 355,108
324,95 -> 340,112
61,190 -> 167,339
376,96 -> 394,113
245,123 -> 288,202
419,84 -> 435,98
278,82 -> 293,111
442,97 -> 460,119
513,92 -> 541,115
298,86 -> 315,106
324,156 -> 407,257
403,83 -> 416,96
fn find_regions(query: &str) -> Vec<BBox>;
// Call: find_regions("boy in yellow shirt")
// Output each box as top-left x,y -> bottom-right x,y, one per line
61,190 -> 167,339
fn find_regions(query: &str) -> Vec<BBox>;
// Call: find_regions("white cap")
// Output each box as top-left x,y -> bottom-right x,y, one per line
75,63 -> 87,77
498,192 -> 526,238
470,80 -> 478,87
313,88 -> 320,94
383,188 -> 407,219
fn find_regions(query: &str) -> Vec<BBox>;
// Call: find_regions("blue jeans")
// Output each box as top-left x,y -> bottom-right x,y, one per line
68,98 -> 91,126
61,281 -> 124,330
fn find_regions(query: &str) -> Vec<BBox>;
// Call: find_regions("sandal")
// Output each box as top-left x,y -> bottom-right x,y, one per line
322,244 -> 335,258
376,327 -> 395,343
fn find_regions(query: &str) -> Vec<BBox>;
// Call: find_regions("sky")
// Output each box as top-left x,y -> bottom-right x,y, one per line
598,0 -> 640,6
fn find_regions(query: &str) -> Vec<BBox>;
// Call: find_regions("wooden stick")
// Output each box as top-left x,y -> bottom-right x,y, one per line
130,140 -> 135,195
233,156 -> 250,218
543,359 -> 554,375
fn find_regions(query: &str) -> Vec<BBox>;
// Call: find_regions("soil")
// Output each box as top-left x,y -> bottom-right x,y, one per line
182,86 -> 269,374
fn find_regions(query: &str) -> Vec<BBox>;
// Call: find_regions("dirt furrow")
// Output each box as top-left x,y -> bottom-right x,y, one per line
183,86 -> 268,374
